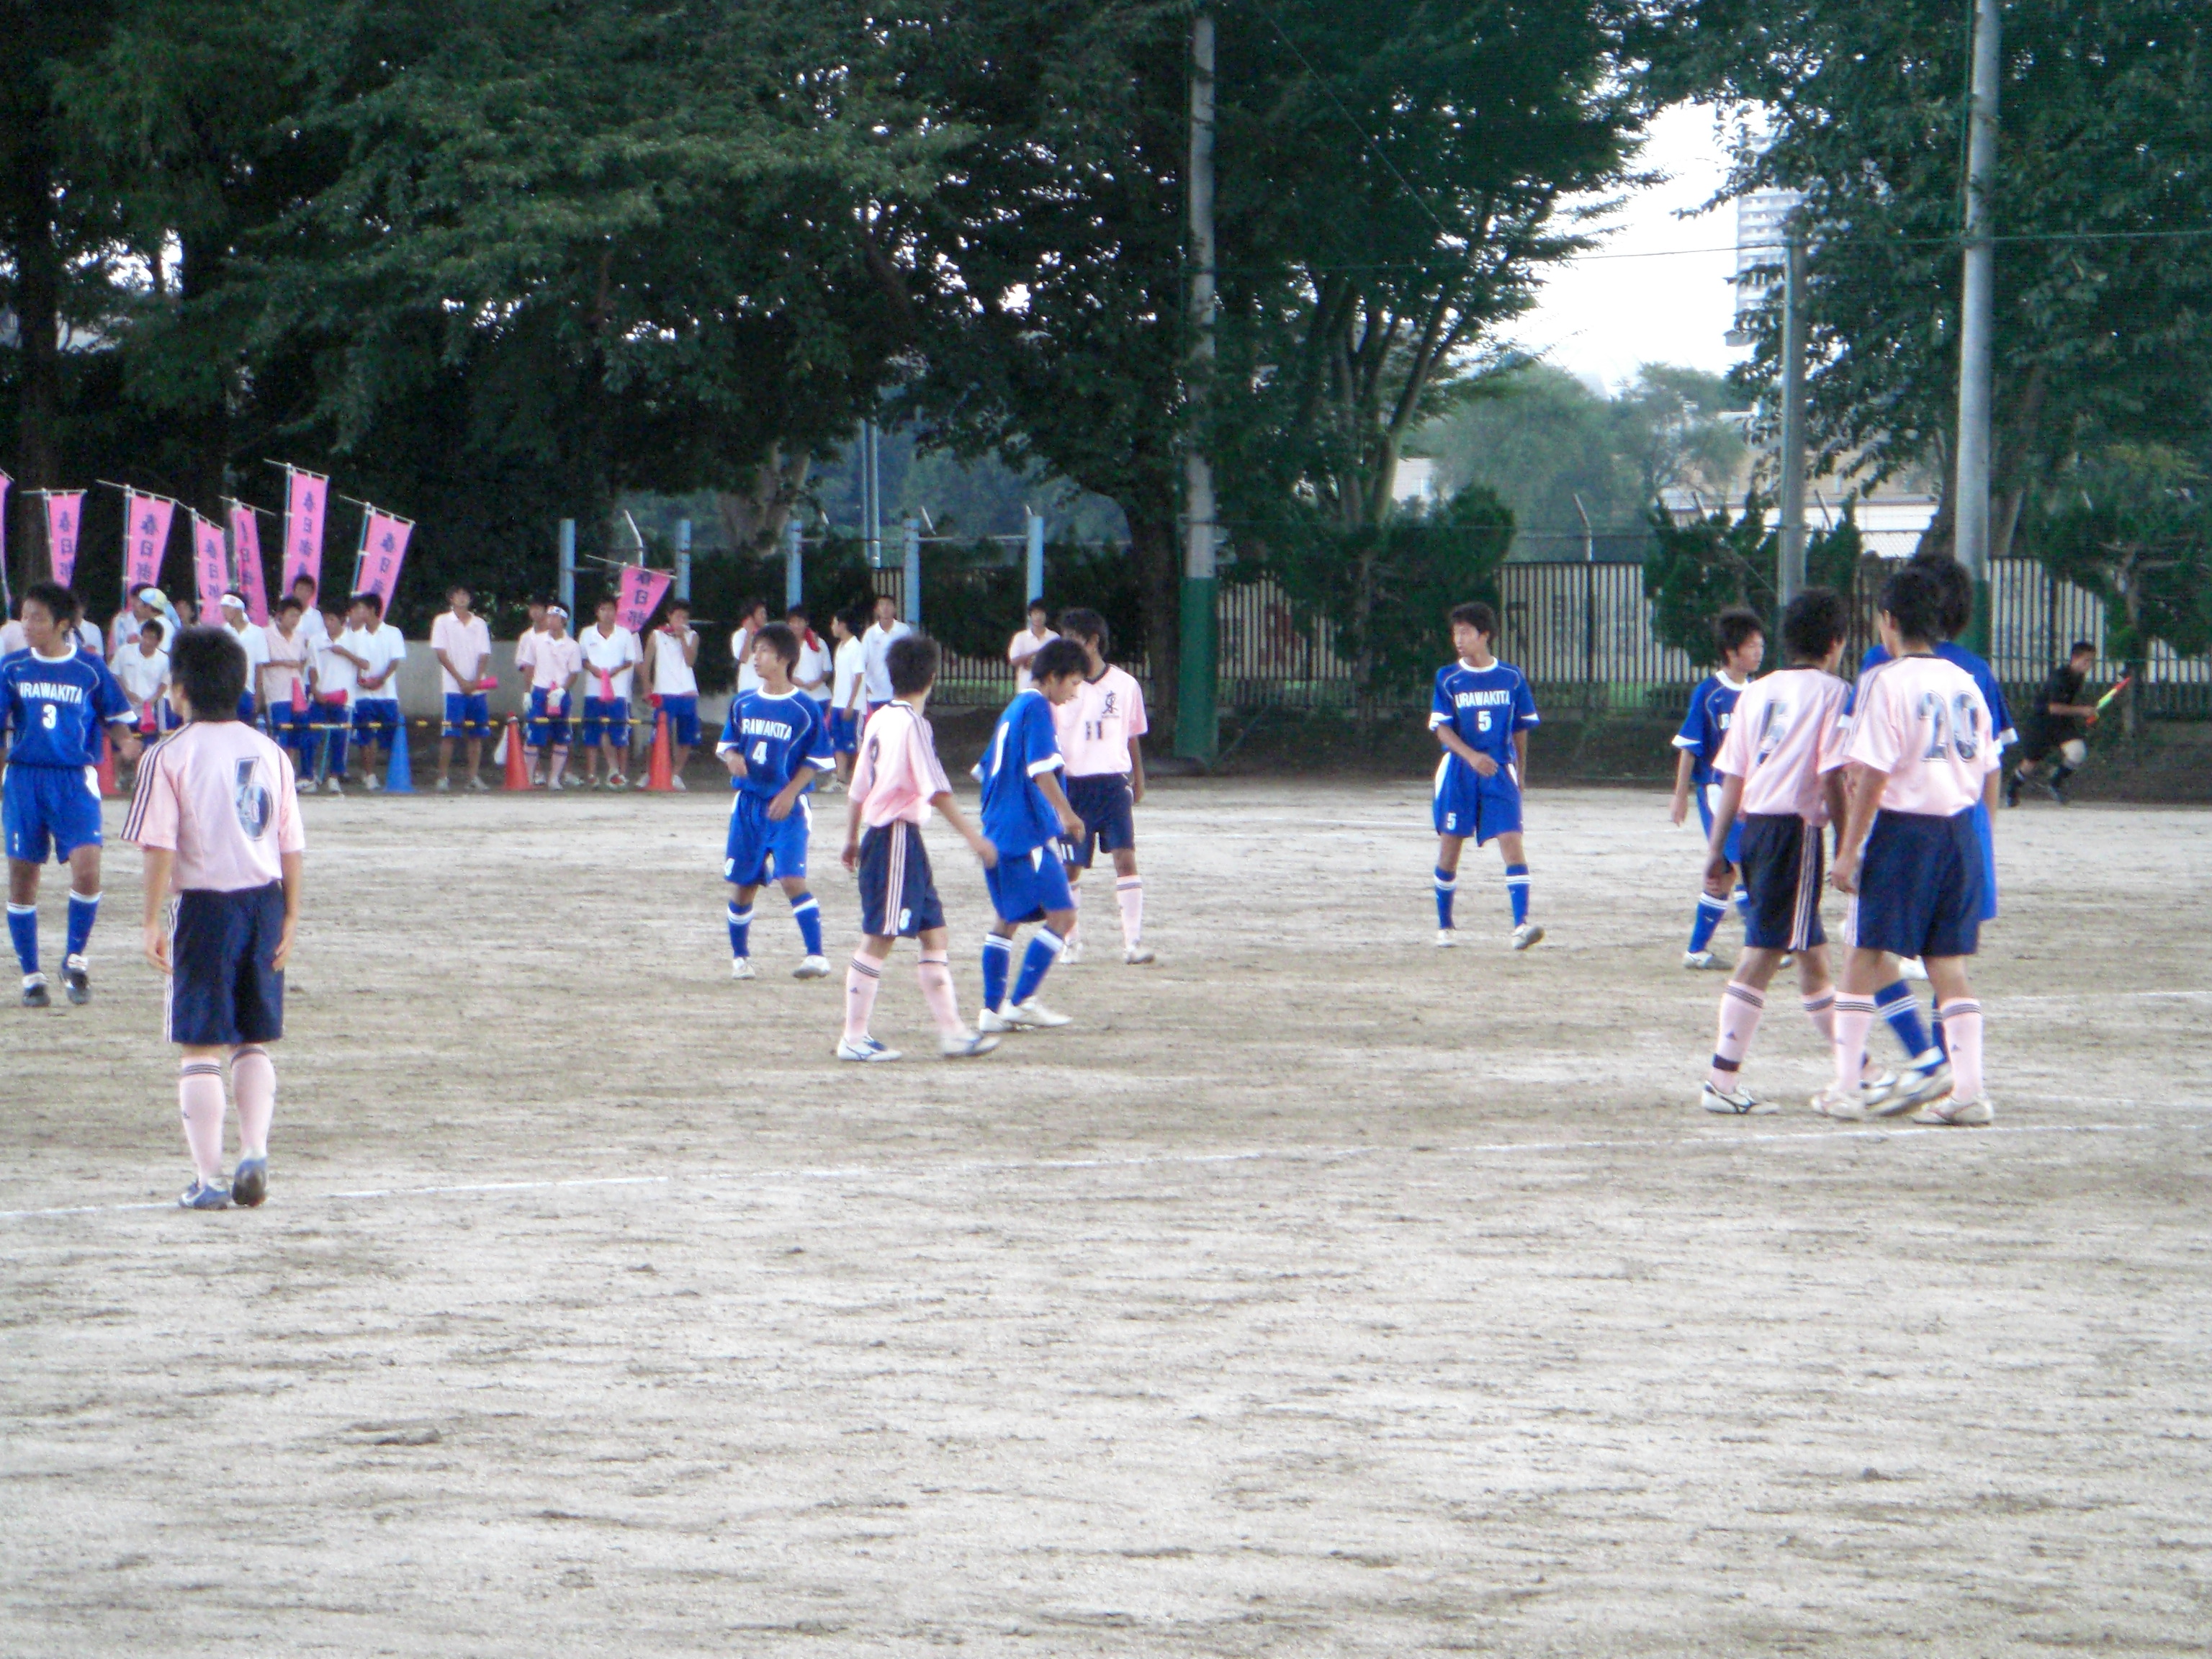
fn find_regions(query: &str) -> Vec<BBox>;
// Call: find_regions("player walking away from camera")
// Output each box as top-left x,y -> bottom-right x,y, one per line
718,624 -> 835,981
2008,641 -> 2101,806
125,626 -> 305,1210
1672,607 -> 1764,969
1822,564 -> 2000,1125
860,593 -> 913,719
1052,608 -> 1154,965
4,583 -> 142,1007
524,605 -> 583,788
829,608 -> 866,790
977,639 -> 1089,1033
838,634 -> 999,1061
1009,601 -> 1058,693
216,593 -> 269,725
580,595 -> 642,789
1431,601 -> 1545,950
260,601 -> 312,774
730,598 -> 770,699
333,593 -> 406,791
430,584 -> 494,792
1694,590 -> 1863,1113
310,603 -> 354,791
646,601 -> 701,788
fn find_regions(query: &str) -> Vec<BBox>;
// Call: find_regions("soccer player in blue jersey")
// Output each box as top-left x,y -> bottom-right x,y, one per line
2,583 -> 142,1007
717,622 -> 836,981
1429,601 -> 1544,950
974,639 -> 1089,1035
1671,608 -> 1764,969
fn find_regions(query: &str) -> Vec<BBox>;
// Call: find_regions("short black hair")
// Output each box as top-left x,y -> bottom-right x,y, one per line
1058,607 -> 1108,649
22,580 -> 78,628
350,591 -> 384,616
1449,601 -> 1498,639
786,604 -> 809,624
753,621 -> 799,670
2069,639 -> 2096,659
170,625 -> 247,719
291,573 -> 318,593
449,582 -> 472,599
745,596 -> 770,621
1781,588 -> 1848,662
1027,598 -> 1049,615
1030,639 -> 1089,683
1714,606 -> 1765,657
886,633 -> 940,696
1910,553 -> 1973,640
1876,562 -> 1944,647
276,596 -> 303,617
666,598 -> 690,613
597,593 -> 618,611
139,618 -> 166,644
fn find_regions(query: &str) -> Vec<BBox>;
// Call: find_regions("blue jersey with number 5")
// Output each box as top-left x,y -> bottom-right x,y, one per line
1430,660 -> 1539,770
718,689 -> 832,801
1,646 -> 131,768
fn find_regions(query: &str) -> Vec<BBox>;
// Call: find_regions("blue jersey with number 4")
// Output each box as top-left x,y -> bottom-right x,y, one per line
718,690 -> 832,801
1429,660 -> 1539,770
979,689 -> 1066,858
1,647 -> 131,768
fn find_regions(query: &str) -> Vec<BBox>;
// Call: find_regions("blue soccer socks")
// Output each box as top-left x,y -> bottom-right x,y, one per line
1688,891 -> 1728,954
1504,863 -> 1532,928
789,893 -> 824,957
1873,980 -> 1936,1064
6,904 -> 35,975
66,890 -> 99,959
727,902 -> 753,960
981,932 -> 1013,1012
1433,867 -> 1457,930
1010,927 -> 1066,1007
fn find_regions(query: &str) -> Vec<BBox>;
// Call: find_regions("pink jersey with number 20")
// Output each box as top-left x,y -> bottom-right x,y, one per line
1843,655 -> 2000,817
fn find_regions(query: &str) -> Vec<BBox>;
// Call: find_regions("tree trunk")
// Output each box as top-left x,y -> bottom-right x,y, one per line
4,137 -> 62,583
174,230 -> 232,516
1125,504 -> 1180,738
714,446 -> 809,557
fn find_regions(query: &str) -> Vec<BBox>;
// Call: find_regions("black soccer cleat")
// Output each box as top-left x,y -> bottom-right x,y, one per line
21,974 -> 50,1009
230,1156 -> 268,1209
61,956 -> 90,1006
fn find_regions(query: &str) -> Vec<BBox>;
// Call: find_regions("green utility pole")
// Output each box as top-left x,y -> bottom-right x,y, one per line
1175,2 -> 1218,765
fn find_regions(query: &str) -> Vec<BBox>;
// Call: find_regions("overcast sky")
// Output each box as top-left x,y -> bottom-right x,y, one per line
1509,104 -> 1748,393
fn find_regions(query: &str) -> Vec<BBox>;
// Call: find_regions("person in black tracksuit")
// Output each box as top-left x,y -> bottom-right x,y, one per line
2007,642 -> 2102,806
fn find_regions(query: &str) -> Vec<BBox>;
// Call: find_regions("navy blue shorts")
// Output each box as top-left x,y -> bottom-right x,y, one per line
657,695 -> 700,748
1737,813 -> 1826,952
582,696 -> 631,748
352,698 -> 401,745
830,709 -> 858,755
725,792 -> 811,887
1697,784 -> 1743,866
443,692 -> 491,739
857,822 -> 943,938
526,688 -> 571,749
1432,755 -> 1522,844
986,843 -> 1075,924
1851,809 -> 1985,959
1061,773 -> 1136,868
4,763 -> 102,863
167,882 -> 285,1046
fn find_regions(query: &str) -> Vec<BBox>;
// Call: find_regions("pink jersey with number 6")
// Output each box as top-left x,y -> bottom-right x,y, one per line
1843,655 -> 1999,817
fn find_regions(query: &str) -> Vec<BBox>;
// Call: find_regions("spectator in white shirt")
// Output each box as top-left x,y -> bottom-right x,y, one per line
827,608 -> 867,791
429,583 -> 495,791
859,592 -> 914,715
217,592 -> 270,724
112,620 -> 174,782
331,592 -> 408,791
579,595 -> 643,788
644,600 -> 701,788
729,597 -> 770,697
310,603 -> 356,791
1008,600 -> 1058,693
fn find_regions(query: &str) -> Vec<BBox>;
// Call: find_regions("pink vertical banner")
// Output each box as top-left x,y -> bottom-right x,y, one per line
613,565 -> 672,633
0,472 -> 11,605
192,513 -> 230,611
45,491 -> 84,587
124,490 -> 176,592
281,467 -> 328,591
356,510 -> 413,609
229,503 -> 269,624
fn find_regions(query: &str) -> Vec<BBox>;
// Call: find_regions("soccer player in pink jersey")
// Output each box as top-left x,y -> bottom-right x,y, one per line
1824,565 -> 2002,1125
1051,608 -> 1154,965
837,634 -> 1000,1061
123,626 -> 305,1210
1694,589 -> 1858,1114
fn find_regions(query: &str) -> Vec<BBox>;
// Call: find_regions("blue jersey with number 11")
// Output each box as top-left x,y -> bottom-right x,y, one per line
1430,659 -> 1539,770
1,647 -> 132,768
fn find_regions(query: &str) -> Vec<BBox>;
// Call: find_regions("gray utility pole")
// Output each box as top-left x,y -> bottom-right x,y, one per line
1776,225 -> 1809,606
1175,3 -> 1219,763
900,516 -> 922,626
1025,508 -> 1045,606
557,518 -> 576,614
783,516 -> 804,610
1954,0 -> 2002,649
673,518 -> 692,603
862,421 -> 882,570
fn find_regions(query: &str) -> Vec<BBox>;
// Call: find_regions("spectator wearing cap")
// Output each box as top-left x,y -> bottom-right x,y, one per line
217,591 -> 271,724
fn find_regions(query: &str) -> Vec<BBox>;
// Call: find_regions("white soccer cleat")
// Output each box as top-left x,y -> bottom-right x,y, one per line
670,775 -> 688,791
729,958 -> 756,981
1701,1082 -> 1776,1116
468,775 -> 491,791
976,1006 -> 1014,1034
939,1029 -> 1002,1059
793,956 -> 830,980
323,777 -> 343,794
364,773 -> 382,792
1899,956 -> 1929,981
1682,949 -> 1724,970
433,777 -> 451,793
1060,938 -> 1084,966
1872,1056 -> 1953,1118
836,1035 -> 901,1062
1123,945 -> 1156,965
1511,922 -> 1545,951
1914,1092 -> 1992,1127
1001,999 -> 1071,1029
1809,1083 -> 1874,1120
1436,929 -> 1458,949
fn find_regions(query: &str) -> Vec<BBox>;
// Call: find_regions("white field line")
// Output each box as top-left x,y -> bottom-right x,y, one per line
0,1119 -> 2193,1225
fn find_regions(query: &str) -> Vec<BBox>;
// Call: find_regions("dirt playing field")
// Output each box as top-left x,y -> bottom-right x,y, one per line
4,776 -> 2209,1655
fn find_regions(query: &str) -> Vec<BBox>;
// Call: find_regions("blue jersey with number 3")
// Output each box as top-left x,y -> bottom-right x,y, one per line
718,690 -> 832,801
1429,660 -> 1539,770
1,647 -> 131,768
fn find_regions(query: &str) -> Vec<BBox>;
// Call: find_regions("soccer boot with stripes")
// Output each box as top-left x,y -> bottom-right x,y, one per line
1682,949 -> 1726,971
1871,1056 -> 1953,1118
1001,999 -> 1071,1030
231,1156 -> 269,1208
1701,1082 -> 1776,1115
835,1035 -> 901,1062
1511,922 -> 1545,951
1809,1082 -> 1875,1120
1915,1092 -> 1993,1127
179,1177 -> 233,1210
938,1029 -> 1002,1058
62,954 -> 91,1006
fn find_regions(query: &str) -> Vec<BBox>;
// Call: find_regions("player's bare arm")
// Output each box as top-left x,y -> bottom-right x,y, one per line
141,846 -> 174,974
109,715 -> 143,763
274,850 -> 303,971
932,791 -> 999,869
766,765 -> 816,822
1127,736 -> 1146,805
1515,728 -> 1530,786
1436,724 -> 1497,777
1827,763 -> 1889,894
1703,773 -> 1746,894
719,743 -> 750,779
1670,748 -> 1696,824
841,791 -> 866,871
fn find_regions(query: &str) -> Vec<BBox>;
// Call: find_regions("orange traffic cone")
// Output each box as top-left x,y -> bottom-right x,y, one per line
97,743 -> 119,797
502,716 -> 531,791
646,711 -> 674,793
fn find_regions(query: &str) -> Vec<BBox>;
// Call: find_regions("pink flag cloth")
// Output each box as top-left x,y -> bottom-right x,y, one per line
125,490 -> 176,592
0,474 -> 11,586
192,513 -> 230,611
229,503 -> 269,624
45,492 -> 84,588
282,468 -> 328,591
356,510 -> 413,608
614,565 -> 673,633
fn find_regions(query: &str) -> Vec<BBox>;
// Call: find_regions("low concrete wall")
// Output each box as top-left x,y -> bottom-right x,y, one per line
389,643 -> 732,729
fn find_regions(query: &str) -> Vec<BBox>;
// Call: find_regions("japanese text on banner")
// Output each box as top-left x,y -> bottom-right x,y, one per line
282,468 -> 328,591
125,491 -> 176,592
615,565 -> 673,633
45,492 -> 84,588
